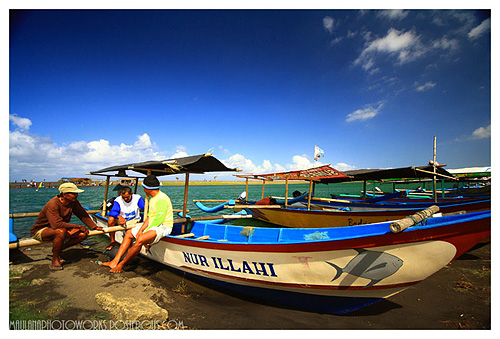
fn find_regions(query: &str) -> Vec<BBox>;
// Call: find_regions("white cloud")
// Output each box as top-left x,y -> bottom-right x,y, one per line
9,114 -> 32,131
333,162 -> 357,172
377,10 -> 409,20
221,153 -> 356,177
454,124 -> 491,142
9,116 -> 168,181
416,81 -> 436,92
470,124 -> 491,139
222,154 -> 286,174
354,28 -> 425,71
171,150 -> 189,159
322,16 -> 334,34
346,102 -> 384,122
468,18 -> 491,40
432,36 -> 460,51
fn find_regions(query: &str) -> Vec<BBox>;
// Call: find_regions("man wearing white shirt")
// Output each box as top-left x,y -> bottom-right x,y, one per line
106,186 -> 145,250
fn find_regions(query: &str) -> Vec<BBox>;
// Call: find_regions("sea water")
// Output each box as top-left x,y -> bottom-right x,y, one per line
8,180 -> 436,239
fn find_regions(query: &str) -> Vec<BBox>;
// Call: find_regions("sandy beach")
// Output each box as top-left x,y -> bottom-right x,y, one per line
9,236 -> 490,330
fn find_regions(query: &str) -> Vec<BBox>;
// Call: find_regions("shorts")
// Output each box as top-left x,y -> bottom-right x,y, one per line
32,227 -> 48,241
131,224 -> 172,245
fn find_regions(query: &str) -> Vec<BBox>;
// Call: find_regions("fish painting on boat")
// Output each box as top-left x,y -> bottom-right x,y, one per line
326,248 -> 404,288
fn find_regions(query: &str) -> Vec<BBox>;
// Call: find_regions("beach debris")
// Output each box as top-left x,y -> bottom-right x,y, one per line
95,292 -> 169,325
30,278 -> 45,286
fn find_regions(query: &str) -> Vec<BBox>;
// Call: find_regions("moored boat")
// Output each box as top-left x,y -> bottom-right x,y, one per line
86,154 -> 491,314
210,165 -> 490,228
241,198 -> 490,228
90,207 -> 490,314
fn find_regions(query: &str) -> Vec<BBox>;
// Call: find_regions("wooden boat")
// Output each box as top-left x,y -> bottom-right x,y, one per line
241,199 -> 490,227
208,165 -> 489,228
84,155 -> 491,314
90,207 -> 490,314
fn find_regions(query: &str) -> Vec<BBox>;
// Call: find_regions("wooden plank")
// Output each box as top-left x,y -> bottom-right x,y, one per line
309,197 -> 352,204
8,222 -> 139,249
227,205 -> 281,209
175,233 -> 195,238
192,199 -> 229,202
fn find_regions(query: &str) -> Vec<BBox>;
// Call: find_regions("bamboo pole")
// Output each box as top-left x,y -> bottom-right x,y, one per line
307,180 -> 313,211
433,136 -> 437,203
192,199 -> 230,203
245,178 -> 249,202
10,210 -> 100,219
181,173 -> 190,233
101,176 -> 111,216
362,180 -> 367,203
228,205 -> 282,209
390,205 -> 440,233
143,170 -> 151,222
173,214 -> 253,224
8,223 -> 138,250
413,168 -> 458,180
261,179 -> 266,199
9,214 -> 254,249
309,197 -> 352,204
284,177 -> 289,208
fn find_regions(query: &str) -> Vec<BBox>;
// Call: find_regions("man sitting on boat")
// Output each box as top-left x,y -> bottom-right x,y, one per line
105,186 -> 146,251
30,183 -> 104,270
101,174 -> 173,273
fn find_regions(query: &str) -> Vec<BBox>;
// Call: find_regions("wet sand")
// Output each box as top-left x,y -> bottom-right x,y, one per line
9,237 -> 490,330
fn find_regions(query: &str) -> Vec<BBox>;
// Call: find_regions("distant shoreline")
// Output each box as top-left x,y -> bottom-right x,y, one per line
9,180 -> 309,188
160,180 -> 309,186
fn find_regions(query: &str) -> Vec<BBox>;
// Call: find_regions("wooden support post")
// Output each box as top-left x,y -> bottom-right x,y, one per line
182,173 -> 190,233
433,136 -> 437,203
261,179 -> 266,199
285,177 -> 289,208
307,180 -> 313,211
134,177 -> 139,194
101,176 -> 111,216
143,170 -> 151,221
363,180 -> 367,203
245,178 -> 249,203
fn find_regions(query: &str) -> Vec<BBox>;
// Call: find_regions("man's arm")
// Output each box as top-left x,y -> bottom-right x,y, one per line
108,201 -> 121,218
138,196 -> 146,210
147,199 -> 170,228
73,201 -> 101,230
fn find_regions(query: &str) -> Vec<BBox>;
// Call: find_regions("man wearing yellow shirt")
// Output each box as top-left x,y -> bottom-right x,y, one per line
101,174 -> 173,273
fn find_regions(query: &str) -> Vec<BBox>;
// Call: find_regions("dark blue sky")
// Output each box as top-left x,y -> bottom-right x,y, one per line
9,9 -> 491,181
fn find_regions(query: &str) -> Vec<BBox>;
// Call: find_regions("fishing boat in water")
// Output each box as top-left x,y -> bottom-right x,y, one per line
82,154 -> 490,314
194,165 -> 490,228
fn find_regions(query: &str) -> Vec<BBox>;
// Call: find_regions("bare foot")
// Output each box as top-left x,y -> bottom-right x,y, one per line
100,261 -> 117,269
105,242 -> 118,251
110,265 -> 123,273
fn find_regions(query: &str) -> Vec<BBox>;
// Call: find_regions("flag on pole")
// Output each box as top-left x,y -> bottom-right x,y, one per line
314,145 -> 324,161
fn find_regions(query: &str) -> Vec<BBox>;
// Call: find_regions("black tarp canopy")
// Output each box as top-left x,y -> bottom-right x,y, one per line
344,165 -> 455,181
318,165 -> 456,184
89,154 -> 238,177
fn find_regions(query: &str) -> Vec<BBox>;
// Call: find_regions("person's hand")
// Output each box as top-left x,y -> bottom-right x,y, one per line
94,226 -> 104,232
80,225 -> 90,235
117,215 -> 126,225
